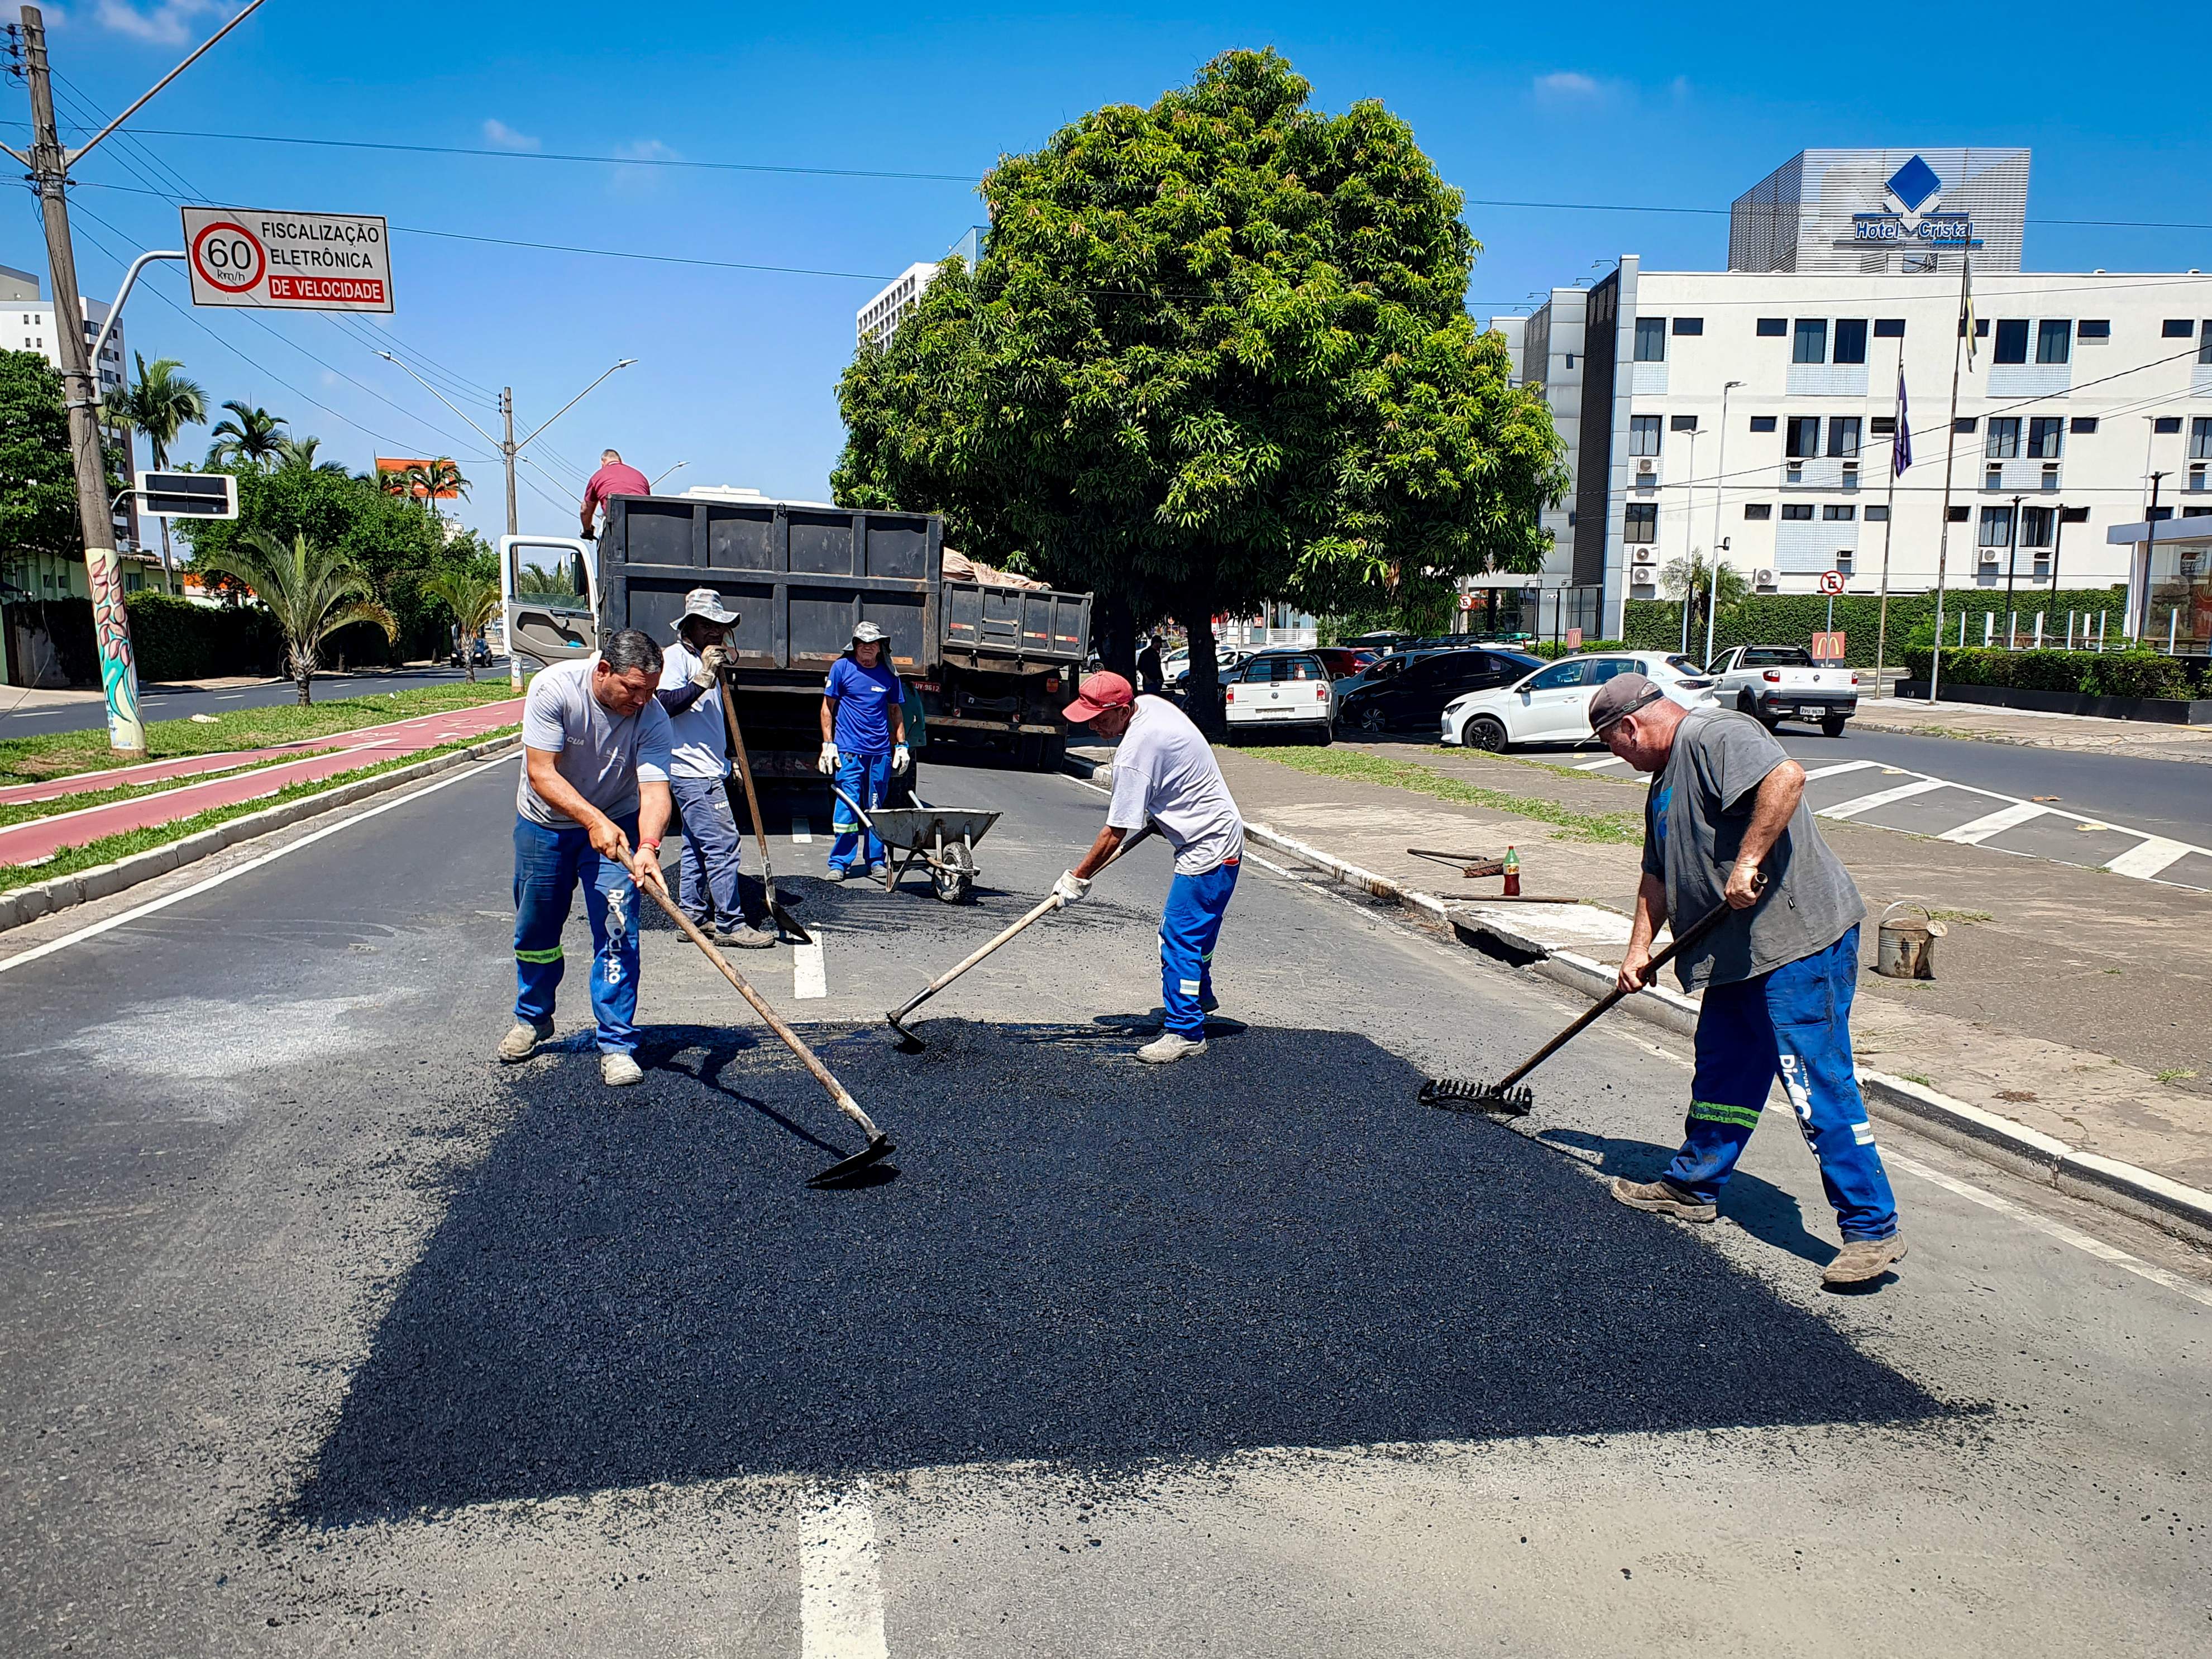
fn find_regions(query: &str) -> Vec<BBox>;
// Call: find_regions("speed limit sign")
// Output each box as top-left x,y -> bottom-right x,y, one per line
180,206 -> 394,312
1818,570 -> 1847,595
188,218 -> 265,294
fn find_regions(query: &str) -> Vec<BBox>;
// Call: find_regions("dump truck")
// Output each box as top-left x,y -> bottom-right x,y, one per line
498,493 -> 1092,780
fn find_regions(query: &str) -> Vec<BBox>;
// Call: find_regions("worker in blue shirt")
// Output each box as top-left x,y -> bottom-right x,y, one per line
818,620 -> 909,881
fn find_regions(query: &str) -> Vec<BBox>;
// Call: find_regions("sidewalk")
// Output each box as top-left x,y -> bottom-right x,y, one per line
1078,738 -> 2212,1199
1853,694 -> 2212,764
1,698 -> 523,866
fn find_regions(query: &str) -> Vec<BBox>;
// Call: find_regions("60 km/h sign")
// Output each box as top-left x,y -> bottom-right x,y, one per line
180,207 -> 394,313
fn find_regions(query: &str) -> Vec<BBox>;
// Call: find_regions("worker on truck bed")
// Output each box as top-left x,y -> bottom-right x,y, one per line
1055,671 -> 1243,1065
654,586 -> 775,950
500,629 -> 673,1089
580,448 -> 651,538
818,621 -> 909,881
1590,671 -> 1907,1289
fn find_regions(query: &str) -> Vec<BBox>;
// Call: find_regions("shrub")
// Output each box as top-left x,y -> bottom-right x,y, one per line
2084,650 -> 2192,700
123,591 -> 284,681
1898,646 -> 2199,701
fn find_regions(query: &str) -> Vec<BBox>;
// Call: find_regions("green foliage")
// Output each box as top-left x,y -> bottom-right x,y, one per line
1623,588 -> 2129,667
1528,637 -> 1628,659
832,49 -> 1567,714
122,590 -> 282,681
1896,646 -> 2204,700
102,353 -> 208,470
203,400 -> 288,470
191,529 -> 397,703
0,350 -> 80,572
423,570 -> 500,681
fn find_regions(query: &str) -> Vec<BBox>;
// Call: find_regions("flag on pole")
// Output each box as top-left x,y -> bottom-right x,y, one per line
1893,370 -> 1912,475
1960,257 -> 1977,368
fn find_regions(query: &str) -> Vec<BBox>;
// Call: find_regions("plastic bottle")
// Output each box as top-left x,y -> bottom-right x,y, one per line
1502,845 -> 1521,896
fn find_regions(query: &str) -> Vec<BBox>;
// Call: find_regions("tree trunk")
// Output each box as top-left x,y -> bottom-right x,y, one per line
294,646 -> 314,706
1097,591 -> 1137,682
1176,598 -> 1224,737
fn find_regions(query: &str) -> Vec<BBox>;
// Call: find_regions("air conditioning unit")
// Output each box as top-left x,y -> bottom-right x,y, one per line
1977,547 -> 2001,566
1630,546 -> 1657,565
1636,457 -> 1656,474
1754,567 -> 1778,590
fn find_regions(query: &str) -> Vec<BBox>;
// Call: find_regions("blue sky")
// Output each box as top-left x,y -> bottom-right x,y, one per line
25,1 -> 2209,542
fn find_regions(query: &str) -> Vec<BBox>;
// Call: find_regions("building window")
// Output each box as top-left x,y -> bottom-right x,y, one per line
1793,319 -> 1827,364
1670,414 -> 1699,432
2036,319 -> 2072,364
1832,319 -> 1869,365
1822,504 -> 1856,520
1671,317 -> 1703,336
1785,416 -> 1821,458
1948,505 -> 1970,522
1623,503 -> 1658,543
2021,506 -> 2055,547
2071,417 -> 2099,434
2201,322 -> 2212,365
1986,418 -> 2020,459
2028,417 -> 2065,459
1953,417 -> 1977,434
2192,417 -> 2212,461
1872,318 -> 1906,339
1743,503 -> 1773,520
1993,319 -> 2029,364
2154,417 -> 2183,434
1781,504 -> 1814,521
1757,317 -> 1787,337
2162,319 -> 2195,338
1749,415 -> 1778,433
1979,506 -> 2015,547
1635,317 -> 1667,362
2078,319 -> 2110,340
1870,416 -> 1896,436
1629,414 -> 1661,456
1827,417 -> 1862,458
1866,504 -> 1890,522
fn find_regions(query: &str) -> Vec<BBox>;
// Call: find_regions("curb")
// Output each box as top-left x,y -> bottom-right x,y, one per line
1228,805 -> 2212,1251
0,733 -> 520,936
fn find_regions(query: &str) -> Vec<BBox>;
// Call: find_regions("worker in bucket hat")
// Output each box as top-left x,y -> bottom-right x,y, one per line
653,586 -> 775,949
819,620 -> 910,880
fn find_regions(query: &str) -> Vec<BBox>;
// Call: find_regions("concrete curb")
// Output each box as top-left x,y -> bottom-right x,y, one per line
0,733 -> 520,936
1226,801 -> 2212,1250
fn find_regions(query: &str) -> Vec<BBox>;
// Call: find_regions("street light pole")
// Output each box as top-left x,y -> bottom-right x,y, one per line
1680,425 -> 1699,654
1705,380 -> 1743,667
2003,493 -> 2022,647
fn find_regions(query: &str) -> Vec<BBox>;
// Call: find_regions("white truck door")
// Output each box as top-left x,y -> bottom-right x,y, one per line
501,536 -> 598,682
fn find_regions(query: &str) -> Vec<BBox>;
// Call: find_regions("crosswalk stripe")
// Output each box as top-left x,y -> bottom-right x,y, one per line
1939,800 -> 2049,845
801,1486 -> 888,1658
794,936 -> 828,1000
1799,759 -> 1881,783
1817,777 -> 1949,820
2104,836 -> 2194,880
1573,756 -> 1623,771
791,815 -> 813,844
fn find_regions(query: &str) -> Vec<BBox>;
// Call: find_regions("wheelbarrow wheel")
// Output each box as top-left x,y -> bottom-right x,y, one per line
931,842 -> 977,904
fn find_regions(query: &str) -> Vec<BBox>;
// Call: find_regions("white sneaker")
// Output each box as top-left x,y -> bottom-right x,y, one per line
600,1051 -> 644,1087
1137,1032 -> 1207,1064
497,1019 -> 553,1063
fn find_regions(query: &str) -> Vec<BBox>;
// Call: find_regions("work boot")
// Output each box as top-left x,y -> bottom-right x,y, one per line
1822,1234 -> 1908,1287
1138,1032 -> 1207,1064
496,1017 -> 553,1063
823,865 -> 847,883
1609,1176 -> 1718,1223
718,924 -> 777,950
600,1051 -> 644,1087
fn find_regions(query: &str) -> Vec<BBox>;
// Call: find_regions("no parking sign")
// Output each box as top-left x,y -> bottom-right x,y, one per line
180,207 -> 394,312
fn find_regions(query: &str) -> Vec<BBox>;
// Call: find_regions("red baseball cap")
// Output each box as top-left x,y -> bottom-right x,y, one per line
1063,670 -> 1135,724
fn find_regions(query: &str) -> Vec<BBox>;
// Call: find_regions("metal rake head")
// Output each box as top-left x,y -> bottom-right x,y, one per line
1418,1077 -> 1533,1118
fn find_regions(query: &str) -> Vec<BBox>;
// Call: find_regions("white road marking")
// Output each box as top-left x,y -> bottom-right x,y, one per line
794,936 -> 828,1000
1799,759 -> 1880,783
2104,836 -> 2194,879
800,1485 -> 888,1659
1817,776 -> 1948,820
791,815 -> 813,844
1939,800 -> 2048,845
1573,756 -> 1624,771
0,756 -> 517,978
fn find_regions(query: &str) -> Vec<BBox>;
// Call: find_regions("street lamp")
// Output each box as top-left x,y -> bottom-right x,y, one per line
653,461 -> 690,489
1706,381 -> 1745,668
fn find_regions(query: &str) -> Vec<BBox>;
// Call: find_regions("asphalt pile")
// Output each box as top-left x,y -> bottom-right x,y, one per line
295,1020 -> 1941,1526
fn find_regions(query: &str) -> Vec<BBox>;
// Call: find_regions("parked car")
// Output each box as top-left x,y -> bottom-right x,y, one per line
1334,647 -> 1542,735
1310,646 -> 1380,681
1222,651 -> 1334,742
1440,652 -> 1717,751
1708,645 -> 1860,736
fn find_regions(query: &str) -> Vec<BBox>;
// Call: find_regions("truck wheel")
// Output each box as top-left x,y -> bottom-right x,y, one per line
1735,690 -> 1758,717
1822,715 -> 1848,738
1309,721 -> 1333,747
1030,734 -> 1066,772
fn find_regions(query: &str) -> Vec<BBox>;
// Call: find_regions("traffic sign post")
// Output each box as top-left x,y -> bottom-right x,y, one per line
1818,569 -> 1847,634
181,206 -> 394,312
128,471 -> 238,519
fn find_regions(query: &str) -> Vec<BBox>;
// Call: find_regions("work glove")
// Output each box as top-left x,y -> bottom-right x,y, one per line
688,657 -> 718,690
818,742 -> 840,776
892,743 -> 910,772
701,643 -> 734,678
1052,870 -> 1090,907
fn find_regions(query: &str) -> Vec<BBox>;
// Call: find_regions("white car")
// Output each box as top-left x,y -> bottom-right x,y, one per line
1440,652 -> 1716,752
1222,650 -> 1334,743
1709,645 -> 1860,736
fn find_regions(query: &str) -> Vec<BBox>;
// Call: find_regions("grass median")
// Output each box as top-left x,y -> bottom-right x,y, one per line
0,730 -> 517,895
0,678 -> 521,787
1242,745 -> 1642,843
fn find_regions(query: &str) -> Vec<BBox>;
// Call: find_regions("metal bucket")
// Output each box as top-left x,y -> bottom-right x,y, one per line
1875,900 -> 1946,980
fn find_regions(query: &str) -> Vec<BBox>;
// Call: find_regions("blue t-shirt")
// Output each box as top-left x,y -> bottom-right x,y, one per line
825,655 -> 902,754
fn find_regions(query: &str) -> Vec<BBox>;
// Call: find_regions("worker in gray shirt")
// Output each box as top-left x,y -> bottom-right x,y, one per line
1590,672 -> 1905,1289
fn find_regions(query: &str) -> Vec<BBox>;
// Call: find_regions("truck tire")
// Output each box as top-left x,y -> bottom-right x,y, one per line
1030,733 -> 1067,772
1822,715 -> 1848,738
1310,721 -> 1333,747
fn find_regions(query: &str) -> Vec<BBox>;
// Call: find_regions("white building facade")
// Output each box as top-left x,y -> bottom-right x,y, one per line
854,227 -> 990,350
1497,150 -> 2212,648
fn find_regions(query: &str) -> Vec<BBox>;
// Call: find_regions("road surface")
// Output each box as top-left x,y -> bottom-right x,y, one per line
1,754 -> 2204,1656
0,664 -> 494,740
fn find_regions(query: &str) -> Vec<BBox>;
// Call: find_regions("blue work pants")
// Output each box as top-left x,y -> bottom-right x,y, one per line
512,812 -> 642,1055
1664,925 -> 1899,1241
1160,858 -> 1239,1036
670,773 -> 744,930
829,750 -> 892,873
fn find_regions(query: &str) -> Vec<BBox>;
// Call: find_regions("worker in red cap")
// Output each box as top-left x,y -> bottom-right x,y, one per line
1054,670 -> 1244,1063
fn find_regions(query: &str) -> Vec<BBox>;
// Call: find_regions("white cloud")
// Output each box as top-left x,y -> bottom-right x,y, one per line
1532,70 -> 1602,98
93,0 -> 229,46
608,138 -> 681,197
482,117 -> 540,153
613,138 -> 680,164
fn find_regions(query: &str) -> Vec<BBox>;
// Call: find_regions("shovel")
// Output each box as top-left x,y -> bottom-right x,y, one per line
636,869 -> 891,1185
718,675 -> 810,945
885,823 -> 1157,1050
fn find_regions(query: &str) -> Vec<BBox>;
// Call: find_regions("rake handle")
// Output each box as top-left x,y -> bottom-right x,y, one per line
638,874 -> 884,1144
889,823 -> 1157,1025
716,676 -> 777,873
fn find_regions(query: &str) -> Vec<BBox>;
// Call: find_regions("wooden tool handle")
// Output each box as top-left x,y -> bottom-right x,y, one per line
639,874 -> 884,1142
716,676 -> 775,867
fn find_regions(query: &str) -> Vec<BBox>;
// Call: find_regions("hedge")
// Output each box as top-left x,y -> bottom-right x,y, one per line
1623,589 -> 2132,667
6,591 -> 290,685
1898,646 -> 2208,700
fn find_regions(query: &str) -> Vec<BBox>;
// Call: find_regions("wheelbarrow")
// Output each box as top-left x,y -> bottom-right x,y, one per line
830,783 -> 1002,903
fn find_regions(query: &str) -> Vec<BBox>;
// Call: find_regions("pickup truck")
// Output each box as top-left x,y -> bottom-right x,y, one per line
1709,645 -> 1859,737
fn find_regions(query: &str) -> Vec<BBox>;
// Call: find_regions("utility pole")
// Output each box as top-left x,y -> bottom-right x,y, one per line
2003,492 -> 2023,646
1679,424 -> 1699,655
1705,380 -> 1742,667
501,388 -> 519,537
1929,255 -> 1972,701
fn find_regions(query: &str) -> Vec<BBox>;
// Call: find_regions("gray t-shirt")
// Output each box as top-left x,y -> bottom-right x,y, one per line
516,657 -> 673,828
1641,707 -> 1864,990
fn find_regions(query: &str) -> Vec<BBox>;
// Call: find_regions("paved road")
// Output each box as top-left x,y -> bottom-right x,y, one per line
0,664 -> 496,739
1,753 -> 2205,1655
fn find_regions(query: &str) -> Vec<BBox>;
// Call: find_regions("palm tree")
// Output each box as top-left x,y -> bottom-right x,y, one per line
204,400 -> 288,470
101,353 -> 207,583
1660,549 -> 1750,658
423,570 -> 500,682
192,530 -> 396,704
273,434 -> 350,475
